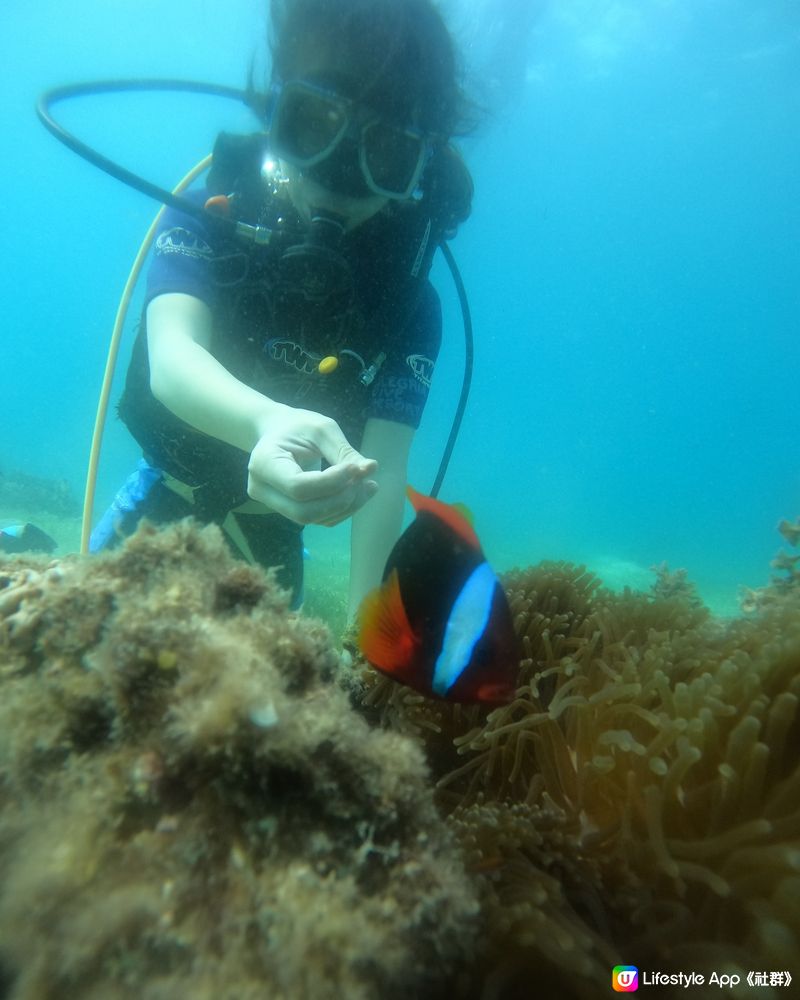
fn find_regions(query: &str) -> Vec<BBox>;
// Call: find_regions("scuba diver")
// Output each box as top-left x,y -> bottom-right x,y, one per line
92,0 -> 474,614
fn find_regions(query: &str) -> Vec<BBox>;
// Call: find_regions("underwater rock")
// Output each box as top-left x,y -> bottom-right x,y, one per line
0,467 -> 80,518
741,514 -> 800,612
0,521 -> 479,1000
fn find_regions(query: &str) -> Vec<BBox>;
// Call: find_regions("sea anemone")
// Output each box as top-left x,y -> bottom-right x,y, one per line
360,554 -> 800,998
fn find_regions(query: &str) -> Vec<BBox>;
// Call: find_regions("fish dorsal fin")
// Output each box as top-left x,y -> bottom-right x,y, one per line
406,486 -> 481,551
451,502 -> 473,525
357,569 -> 418,674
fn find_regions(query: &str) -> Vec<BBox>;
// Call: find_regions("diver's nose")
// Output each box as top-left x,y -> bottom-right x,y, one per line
305,138 -> 369,199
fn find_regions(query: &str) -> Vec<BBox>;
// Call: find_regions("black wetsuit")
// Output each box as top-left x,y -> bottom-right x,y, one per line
115,133 -> 445,603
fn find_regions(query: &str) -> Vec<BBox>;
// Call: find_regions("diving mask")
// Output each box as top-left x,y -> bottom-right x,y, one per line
267,79 -> 431,200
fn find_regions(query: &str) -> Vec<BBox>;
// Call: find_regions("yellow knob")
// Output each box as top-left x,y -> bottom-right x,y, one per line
318,356 -> 339,375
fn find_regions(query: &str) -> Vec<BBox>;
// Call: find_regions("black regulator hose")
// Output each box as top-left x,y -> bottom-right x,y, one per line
430,242 -> 473,498
36,79 -> 251,232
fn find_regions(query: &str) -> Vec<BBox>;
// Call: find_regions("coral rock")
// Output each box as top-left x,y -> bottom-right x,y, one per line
0,521 -> 478,1000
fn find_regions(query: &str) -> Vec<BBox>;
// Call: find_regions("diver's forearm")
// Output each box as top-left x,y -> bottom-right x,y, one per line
150,336 -> 285,452
348,471 -> 406,620
348,418 -> 415,619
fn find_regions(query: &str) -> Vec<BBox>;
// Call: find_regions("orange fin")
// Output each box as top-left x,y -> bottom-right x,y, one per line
357,569 -> 418,673
406,485 -> 481,551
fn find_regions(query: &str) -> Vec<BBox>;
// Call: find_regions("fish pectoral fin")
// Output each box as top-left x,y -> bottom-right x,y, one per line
475,681 -> 515,705
357,569 -> 418,673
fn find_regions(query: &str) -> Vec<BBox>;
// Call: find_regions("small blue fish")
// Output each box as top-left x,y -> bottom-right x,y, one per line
358,487 -> 518,703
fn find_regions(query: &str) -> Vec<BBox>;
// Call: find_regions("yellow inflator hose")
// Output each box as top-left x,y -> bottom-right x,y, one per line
79,155 -> 213,554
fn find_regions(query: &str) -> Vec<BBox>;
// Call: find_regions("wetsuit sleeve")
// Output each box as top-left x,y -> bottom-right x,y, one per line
144,193 -> 218,310
367,280 -> 442,429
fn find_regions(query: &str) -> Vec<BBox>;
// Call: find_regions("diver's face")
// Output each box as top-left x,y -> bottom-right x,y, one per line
281,160 -> 388,231
276,46 -> 413,230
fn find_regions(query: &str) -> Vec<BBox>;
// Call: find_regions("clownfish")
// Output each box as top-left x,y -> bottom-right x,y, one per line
357,487 -> 519,704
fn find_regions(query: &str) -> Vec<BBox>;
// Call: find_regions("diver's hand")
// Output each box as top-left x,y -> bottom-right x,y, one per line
247,407 -> 378,526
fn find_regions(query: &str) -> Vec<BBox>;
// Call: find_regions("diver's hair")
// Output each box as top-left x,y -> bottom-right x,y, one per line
267,0 -> 474,136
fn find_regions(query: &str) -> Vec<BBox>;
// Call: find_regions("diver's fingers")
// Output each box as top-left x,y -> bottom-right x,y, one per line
249,412 -> 377,504
247,471 -> 378,526
285,415 -> 379,495
312,422 -> 378,480
250,450 -> 376,505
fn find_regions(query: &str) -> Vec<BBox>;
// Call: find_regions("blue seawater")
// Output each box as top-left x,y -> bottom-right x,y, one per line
1,0 -> 797,615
